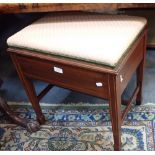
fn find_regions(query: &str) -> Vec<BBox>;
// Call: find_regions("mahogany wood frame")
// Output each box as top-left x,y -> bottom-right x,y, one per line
1,3 -> 155,14
7,27 -> 147,150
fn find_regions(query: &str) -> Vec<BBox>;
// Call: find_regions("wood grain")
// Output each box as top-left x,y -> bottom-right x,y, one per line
0,3 -> 155,14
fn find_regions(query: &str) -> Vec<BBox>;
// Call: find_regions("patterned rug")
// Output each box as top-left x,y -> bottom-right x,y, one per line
0,102 -> 155,151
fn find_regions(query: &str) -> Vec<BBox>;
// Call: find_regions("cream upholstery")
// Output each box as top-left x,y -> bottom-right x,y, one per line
7,13 -> 147,67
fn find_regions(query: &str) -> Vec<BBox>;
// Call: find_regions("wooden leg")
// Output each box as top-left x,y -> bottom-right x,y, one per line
0,97 -> 40,132
108,75 -> 122,151
136,59 -> 145,105
136,33 -> 147,105
10,54 -> 45,124
21,77 -> 46,124
0,78 -> 40,132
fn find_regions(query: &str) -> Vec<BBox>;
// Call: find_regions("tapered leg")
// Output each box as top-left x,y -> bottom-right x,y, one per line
136,60 -> 145,105
10,54 -> 45,124
21,77 -> 46,124
108,75 -> 122,151
136,33 -> 147,105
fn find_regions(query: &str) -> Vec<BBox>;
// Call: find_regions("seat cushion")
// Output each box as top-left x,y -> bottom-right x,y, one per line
7,13 -> 147,67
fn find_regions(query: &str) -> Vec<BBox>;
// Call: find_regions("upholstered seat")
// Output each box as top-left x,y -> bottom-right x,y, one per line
7,13 -> 147,67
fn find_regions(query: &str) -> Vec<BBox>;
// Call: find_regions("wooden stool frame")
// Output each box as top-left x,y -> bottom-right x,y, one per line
8,28 -> 147,151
